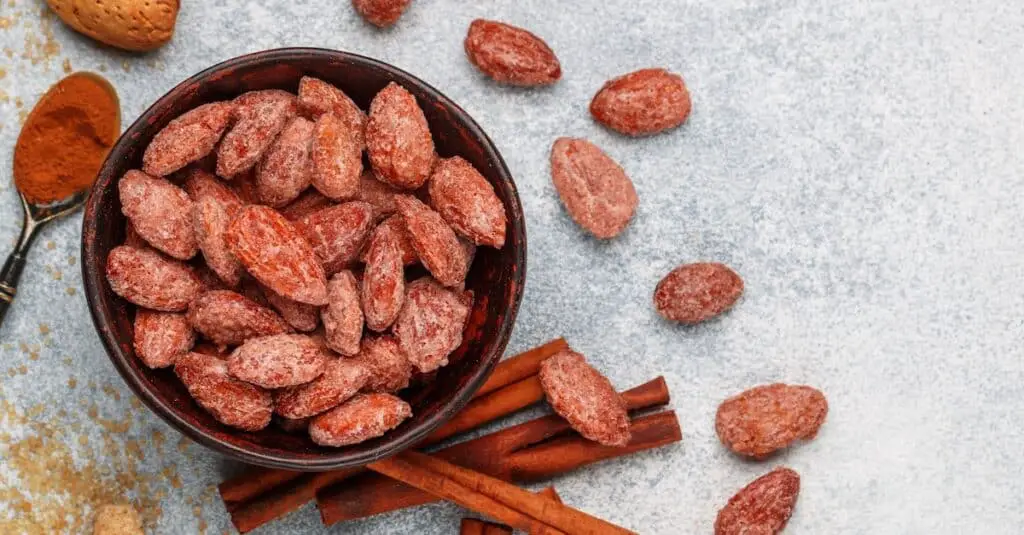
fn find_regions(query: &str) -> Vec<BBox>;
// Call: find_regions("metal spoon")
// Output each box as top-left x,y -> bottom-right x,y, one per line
0,73 -> 119,326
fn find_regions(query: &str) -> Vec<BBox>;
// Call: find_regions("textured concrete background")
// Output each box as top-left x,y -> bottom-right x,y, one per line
2,0 -> 1024,533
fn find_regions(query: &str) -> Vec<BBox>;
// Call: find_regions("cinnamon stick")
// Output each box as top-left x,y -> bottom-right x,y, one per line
317,379 -> 675,525
461,488 -> 561,535
219,338 -> 568,532
378,451 -> 636,535
369,454 -> 563,535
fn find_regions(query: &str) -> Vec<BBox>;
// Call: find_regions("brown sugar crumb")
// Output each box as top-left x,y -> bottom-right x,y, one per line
93,504 -> 144,535
68,378 -> 77,388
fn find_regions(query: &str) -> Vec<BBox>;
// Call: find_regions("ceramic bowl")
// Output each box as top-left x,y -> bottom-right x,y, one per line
82,48 -> 526,470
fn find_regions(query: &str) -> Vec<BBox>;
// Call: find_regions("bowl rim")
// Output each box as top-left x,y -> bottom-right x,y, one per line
81,47 -> 527,471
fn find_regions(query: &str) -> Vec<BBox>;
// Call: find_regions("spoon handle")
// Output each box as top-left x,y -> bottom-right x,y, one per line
0,250 -> 27,324
0,215 -> 41,327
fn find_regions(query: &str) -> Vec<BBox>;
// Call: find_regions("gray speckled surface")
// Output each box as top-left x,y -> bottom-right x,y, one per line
2,0 -> 1024,533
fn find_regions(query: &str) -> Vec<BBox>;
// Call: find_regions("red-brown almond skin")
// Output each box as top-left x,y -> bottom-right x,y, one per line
142,101 -> 236,177
311,112 -> 362,200
217,90 -> 298,179
590,68 -> 692,136
395,195 -> 469,287
356,169 -> 402,220
105,246 -> 202,312
351,335 -> 412,393
654,262 -> 744,324
359,215 -> 418,266
227,334 -> 327,389
309,393 -> 412,447
549,137 -> 638,239
193,193 -> 246,288
362,219 -> 405,332
351,0 -> 411,27
715,468 -> 800,535
262,285 -> 320,332
464,19 -> 561,86
174,352 -> 273,431
366,82 -> 437,190
182,168 -> 244,209
256,116 -> 315,207
295,202 -> 376,275
229,167 -> 263,205
538,350 -> 631,447
297,76 -> 367,148
392,277 -> 471,373
225,205 -> 329,306
118,170 -> 198,260
280,188 -> 335,222
274,357 -> 369,419
716,384 -> 828,458
321,271 -> 364,356
186,290 -> 290,346
133,310 -> 195,369
427,156 -> 507,248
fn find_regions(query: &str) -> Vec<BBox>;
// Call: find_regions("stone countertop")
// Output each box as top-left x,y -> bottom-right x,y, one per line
1,0 -> 1023,533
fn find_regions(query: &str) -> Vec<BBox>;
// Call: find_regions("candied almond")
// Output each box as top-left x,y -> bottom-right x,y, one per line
392,277 -> 471,373
217,90 -> 298,178
143,101 -> 235,177
118,170 -> 197,260
133,310 -> 195,369
351,335 -> 413,393
275,357 -> 369,419
396,195 -> 469,287
106,246 -> 201,312
464,19 -> 561,86
427,156 -> 506,248
174,352 -> 272,431
362,218 -> 406,332
311,112 -> 363,200
228,334 -> 327,388
654,262 -> 743,324
549,137 -> 637,239
365,82 -> 436,190
256,116 -> 315,207
295,201 -> 376,275
539,350 -> 630,447
715,468 -> 800,535
309,393 -> 412,447
297,76 -> 366,148
186,290 -> 290,346
590,68 -> 691,136
716,384 -> 828,458
321,271 -> 364,356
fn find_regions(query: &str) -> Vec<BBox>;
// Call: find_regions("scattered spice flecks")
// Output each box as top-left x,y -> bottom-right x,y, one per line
68,255 -> 76,265
67,377 -> 77,388
62,58 -> 71,73
38,323 -> 49,336
45,241 -> 55,250
21,7 -> 61,66
66,287 -> 76,296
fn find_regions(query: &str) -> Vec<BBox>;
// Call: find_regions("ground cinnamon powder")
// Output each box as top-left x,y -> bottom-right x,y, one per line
13,72 -> 120,204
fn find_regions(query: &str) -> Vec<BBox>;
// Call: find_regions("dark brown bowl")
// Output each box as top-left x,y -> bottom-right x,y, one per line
81,48 -> 526,471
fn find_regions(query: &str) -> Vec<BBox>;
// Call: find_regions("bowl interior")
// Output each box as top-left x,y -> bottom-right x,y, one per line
82,48 -> 526,470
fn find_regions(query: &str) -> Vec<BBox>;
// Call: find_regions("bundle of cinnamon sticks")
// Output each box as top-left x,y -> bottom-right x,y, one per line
218,338 -> 682,533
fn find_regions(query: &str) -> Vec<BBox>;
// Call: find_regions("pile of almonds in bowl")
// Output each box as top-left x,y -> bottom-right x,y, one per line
106,76 -> 508,447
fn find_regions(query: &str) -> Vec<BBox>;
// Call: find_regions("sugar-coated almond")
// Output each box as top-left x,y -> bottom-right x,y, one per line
143,102 -> 235,177
297,76 -> 366,148
590,68 -> 691,136
362,219 -> 406,331
262,285 -> 320,332
228,334 -> 327,388
351,335 -> 413,393
174,352 -> 272,431
716,384 -> 828,458
396,195 -> 469,287
464,19 -> 561,86
366,82 -> 436,190
356,169 -> 401,219
256,116 -> 315,207
321,271 -> 364,356
275,357 -> 369,419
427,156 -> 506,248
106,246 -> 201,312
715,468 -> 800,535
311,112 -> 362,200
359,215 -> 418,266
118,170 -> 197,260
549,137 -> 637,239
192,192 -> 245,287
217,90 -> 298,178
392,277 -> 470,373
296,202 -> 376,275
309,393 -> 412,447
654,262 -> 743,324
539,350 -> 630,447
133,310 -> 195,369
186,290 -> 290,346
352,0 -> 411,27
183,168 -> 244,208
225,205 -> 328,305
